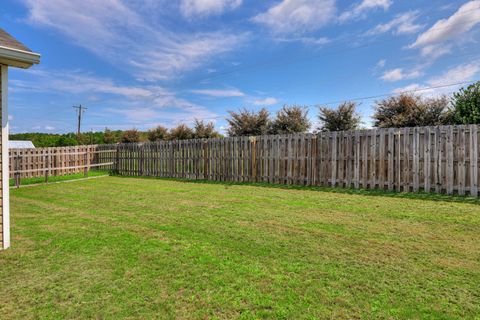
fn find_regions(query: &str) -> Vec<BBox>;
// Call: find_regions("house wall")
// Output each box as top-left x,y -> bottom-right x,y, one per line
0,64 -> 3,248
0,64 -> 9,250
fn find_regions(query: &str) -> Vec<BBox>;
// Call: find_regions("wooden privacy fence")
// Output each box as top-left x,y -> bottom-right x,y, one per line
7,125 -> 480,196
114,125 -> 480,197
9,145 -> 116,186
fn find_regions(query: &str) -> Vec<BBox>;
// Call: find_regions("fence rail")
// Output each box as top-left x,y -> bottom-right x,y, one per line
7,124 -> 480,196
114,125 -> 479,197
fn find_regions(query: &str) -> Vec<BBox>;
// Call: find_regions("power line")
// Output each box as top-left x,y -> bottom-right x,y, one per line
170,79 -> 480,125
312,80 -> 478,106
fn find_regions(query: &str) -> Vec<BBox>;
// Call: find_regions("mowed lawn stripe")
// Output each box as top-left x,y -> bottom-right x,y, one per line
1,176 -> 479,319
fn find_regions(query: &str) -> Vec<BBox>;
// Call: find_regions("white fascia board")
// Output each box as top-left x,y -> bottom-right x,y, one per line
0,46 -> 40,69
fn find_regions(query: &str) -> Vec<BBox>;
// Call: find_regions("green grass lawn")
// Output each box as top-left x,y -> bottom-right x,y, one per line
1,177 -> 480,319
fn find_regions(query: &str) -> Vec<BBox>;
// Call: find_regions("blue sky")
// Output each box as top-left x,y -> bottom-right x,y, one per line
2,0 -> 480,134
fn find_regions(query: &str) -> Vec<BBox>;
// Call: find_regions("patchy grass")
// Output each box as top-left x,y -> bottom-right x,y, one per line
1,176 -> 480,319
9,170 -> 109,187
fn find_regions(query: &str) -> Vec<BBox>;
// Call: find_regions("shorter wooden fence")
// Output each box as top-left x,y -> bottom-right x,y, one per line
9,145 -> 115,187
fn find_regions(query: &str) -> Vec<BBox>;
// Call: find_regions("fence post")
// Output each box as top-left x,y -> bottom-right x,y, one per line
170,142 -> 174,177
470,125 -> 478,197
83,150 -> 89,177
331,131 -> 337,187
115,144 -> 120,175
45,150 -> 49,183
139,144 -> 144,176
14,156 -> 21,188
250,136 -> 257,182
203,140 -> 208,180
54,149 -> 58,176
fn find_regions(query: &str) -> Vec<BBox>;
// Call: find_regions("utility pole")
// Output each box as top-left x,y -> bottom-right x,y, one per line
72,105 -> 87,140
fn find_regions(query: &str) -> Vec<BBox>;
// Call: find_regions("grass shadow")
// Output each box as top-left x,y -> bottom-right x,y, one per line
110,174 -> 480,206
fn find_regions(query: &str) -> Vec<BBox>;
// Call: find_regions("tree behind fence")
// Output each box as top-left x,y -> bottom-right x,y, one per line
114,125 -> 479,197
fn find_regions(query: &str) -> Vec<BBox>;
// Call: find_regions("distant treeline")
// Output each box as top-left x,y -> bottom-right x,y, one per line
10,119 -> 223,147
9,120 -> 221,147
9,131 -> 127,148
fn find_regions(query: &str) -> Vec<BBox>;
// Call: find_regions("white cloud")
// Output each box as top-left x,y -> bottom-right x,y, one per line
252,0 -> 336,34
45,126 -> 55,131
376,59 -> 386,68
180,0 -> 242,17
22,0 -> 246,81
392,83 -> 426,94
106,107 -> 166,123
299,37 -> 330,45
393,61 -> 480,95
106,105 -> 219,127
11,68 -> 219,127
191,88 -> 245,97
366,11 -> 422,36
339,0 -> 392,22
410,1 -> 480,59
427,61 -> 480,87
131,32 -> 247,81
252,97 -> 279,106
380,68 -> 422,82
15,69 -> 160,98
417,44 -> 452,61
219,125 -> 228,133
276,36 -> 330,46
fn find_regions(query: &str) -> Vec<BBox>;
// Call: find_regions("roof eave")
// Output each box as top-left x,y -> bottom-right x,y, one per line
0,46 -> 40,69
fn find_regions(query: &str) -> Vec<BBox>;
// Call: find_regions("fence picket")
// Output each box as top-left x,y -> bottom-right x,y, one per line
470,125 -> 478,197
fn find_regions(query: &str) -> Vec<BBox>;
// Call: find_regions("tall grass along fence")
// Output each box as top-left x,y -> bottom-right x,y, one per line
9,145 -> 116,187
112,124 -> 479,197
